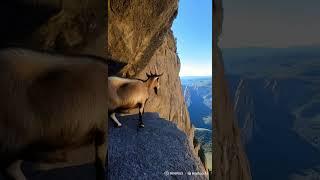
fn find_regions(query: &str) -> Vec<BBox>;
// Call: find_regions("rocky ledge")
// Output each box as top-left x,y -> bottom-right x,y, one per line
107,112 -> 208,180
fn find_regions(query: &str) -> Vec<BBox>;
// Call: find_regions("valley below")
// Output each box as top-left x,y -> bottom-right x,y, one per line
223,46 -> 320,180
181,76 -> 212,171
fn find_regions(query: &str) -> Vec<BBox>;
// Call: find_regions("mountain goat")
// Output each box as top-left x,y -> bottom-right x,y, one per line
0,47 -> 108,180
108,68 -> 163,128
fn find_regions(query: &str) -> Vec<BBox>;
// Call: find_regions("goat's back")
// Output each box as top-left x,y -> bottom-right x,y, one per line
0,48 -> 108,167
108,77 -> 148,111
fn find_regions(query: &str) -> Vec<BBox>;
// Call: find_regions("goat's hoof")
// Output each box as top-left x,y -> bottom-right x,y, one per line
114,124 -> 122,128
138,123 -> 145,128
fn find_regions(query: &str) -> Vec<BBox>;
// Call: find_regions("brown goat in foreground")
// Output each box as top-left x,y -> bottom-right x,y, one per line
0,47 -> 108,180
108,69 -> 163,128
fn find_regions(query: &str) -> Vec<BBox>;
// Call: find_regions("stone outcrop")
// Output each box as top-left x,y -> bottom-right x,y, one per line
213,0 -> 252,179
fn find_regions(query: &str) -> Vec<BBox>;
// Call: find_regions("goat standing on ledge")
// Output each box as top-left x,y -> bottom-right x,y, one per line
108,69 -> 163,128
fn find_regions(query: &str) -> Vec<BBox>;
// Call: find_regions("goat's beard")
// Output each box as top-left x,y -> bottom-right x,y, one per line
154,87 -> 158,95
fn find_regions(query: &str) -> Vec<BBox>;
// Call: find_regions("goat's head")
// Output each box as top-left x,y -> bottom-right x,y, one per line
146,66 -> 163,95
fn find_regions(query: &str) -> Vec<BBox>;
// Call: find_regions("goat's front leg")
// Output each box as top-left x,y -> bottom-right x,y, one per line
110,112 -> 122,127
138,103 -> 145,128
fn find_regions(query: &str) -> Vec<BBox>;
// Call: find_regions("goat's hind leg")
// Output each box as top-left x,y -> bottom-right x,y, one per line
110,112 -> 122,128
138,104 -> 144,128
118,110 -> 131,117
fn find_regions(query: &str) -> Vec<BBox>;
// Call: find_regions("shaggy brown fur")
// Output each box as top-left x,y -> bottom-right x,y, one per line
0,47 -> 108,179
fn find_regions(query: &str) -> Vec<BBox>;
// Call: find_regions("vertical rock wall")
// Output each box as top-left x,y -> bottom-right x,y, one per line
213,0 -> 252,179
135,30 -> 194,138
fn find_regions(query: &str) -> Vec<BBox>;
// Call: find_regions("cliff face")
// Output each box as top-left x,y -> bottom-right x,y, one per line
226,73 -> 320,180
234,79 -> 256,145
107,0 -> 193,139
107,0 -> 177,75
213,0 -> 252,179
232,78 -> 280,146
136,30 -> 193,138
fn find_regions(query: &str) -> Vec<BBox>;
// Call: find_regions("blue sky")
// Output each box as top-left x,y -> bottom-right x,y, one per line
172,0 -> 212,77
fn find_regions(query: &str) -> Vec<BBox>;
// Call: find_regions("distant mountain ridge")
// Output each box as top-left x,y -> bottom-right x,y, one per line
223,46 -> 320,78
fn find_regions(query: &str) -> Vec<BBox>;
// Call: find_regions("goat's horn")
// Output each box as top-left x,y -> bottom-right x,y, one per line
147,71 -> 152,77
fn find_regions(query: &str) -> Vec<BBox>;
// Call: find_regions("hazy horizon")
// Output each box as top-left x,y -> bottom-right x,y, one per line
222,44 -> 320,49
221,0 -> 320,48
